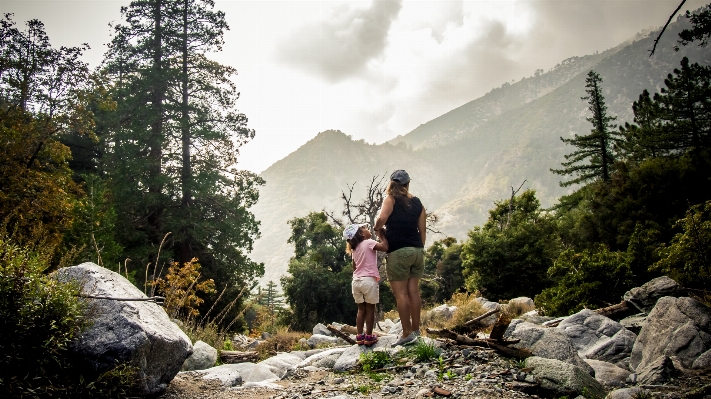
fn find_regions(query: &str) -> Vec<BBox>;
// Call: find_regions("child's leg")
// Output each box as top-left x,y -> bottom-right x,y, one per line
364,303 -> 376,335
356,302 -> 366,335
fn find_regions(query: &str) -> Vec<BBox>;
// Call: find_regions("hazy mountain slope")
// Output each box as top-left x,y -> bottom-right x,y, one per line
250,16 -> 711,285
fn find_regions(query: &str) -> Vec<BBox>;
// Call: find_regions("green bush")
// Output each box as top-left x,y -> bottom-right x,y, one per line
408,340 -> 439,362
0,233 -> 136,398
359,350 -> 391,372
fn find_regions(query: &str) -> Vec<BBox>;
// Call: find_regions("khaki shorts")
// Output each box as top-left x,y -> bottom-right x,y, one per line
386,247 -> 425,281
352,276 -> 379,304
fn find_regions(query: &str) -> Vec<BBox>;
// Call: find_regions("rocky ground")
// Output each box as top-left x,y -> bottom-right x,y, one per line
159,341 -> 711,399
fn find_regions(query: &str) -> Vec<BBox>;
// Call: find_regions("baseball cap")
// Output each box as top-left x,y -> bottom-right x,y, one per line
343,223 -> 368,240
390,169 -> 410,185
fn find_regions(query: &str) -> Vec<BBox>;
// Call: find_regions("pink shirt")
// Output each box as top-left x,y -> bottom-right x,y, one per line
352,239 -> 380,280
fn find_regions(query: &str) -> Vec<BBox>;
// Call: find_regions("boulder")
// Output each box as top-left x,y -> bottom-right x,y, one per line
307,334 -> 338,348
198,365 -> 243,387
312,323 -> 332,336
56,263 -> 192,396
526,356 -> 606,398
509,297 -> 535,308
630,296 -> 711,372
584,359 -> 630,388
606,387 -> 646,399
429,304 -> 458,320
297,347 -> 348,367
379,318 -> 395,332
259,352 -> 304,378
619,313 -> 646,335
217,362 -> 279,383
505,321 -> 595,375
389,321 -> 403,337
334,335 -> 400,371
623,276 -> 684,313
636,355 -> 677,385
182,340 -> 218,371
558,309 -> 637,367
518,310 -> 556,325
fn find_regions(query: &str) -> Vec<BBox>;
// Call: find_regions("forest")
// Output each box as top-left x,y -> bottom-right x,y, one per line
0,0 -> 710,397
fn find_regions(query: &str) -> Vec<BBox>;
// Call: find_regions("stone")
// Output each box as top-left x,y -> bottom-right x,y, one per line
259,352 -> 304,378
56,263 -> 192,396
504,321 -> 594,375
558,309 -> 637,367
261,332 -> 272,339
619,313 -> 646,335
606,387 -> 646,399
182,340 -> 218,371
313,354 -> 340,369
198,365 -> 243,387
390,321 -> 403,337
312,322 -> 332,336
246,340 -> 260,350
526,356 -> 606,398
584,359 -> 630,388
307,334 -> 338,348
630,296 -> 711,372
429,304 -> 458,320
636,355 -> 677,385
509,297 -> 535,308
297,347 -> 348,367
476,298 -> 502,325
623,276 -> 685,313
379,318 -> 395,332
333,335 -> 400,371
518,310 -> 555,325
333,377 -> 345,384
205,362 -> 279,384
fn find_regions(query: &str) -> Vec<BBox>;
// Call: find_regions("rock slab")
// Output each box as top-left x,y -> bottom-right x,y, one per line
182,340 -> 217,371
526,356 -> 606,398
57,263 -> 192,396
623,276 -> 684,313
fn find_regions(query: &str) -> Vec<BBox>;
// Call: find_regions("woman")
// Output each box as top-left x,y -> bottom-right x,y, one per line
374,169 -> 426,346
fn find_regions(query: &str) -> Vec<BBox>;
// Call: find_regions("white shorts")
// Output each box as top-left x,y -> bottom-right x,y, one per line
352,276 -> 379,304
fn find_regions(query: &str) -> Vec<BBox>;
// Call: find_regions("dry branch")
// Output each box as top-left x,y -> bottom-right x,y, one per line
327,324 -> 357,344
463,309 -> 500,326
219,350 -> 259,364
426,328 -> 530,359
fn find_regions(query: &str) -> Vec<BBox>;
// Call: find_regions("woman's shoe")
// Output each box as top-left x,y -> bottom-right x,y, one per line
356,334 -> 366,345
391,332 -> 418,347
364,334 -> 379,346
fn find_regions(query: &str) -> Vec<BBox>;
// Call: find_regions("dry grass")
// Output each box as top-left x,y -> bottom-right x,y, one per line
447,292 -> 486,328
177,319 -> 227,350
255,327 -> 309,360
503,300 -> 536,319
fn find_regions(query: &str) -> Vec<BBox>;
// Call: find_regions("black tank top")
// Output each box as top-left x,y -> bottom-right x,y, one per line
384,196 -> 424,253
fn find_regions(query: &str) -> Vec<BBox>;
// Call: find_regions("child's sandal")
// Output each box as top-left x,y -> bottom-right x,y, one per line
356,334 -> 366,345
364,334 -> 378,346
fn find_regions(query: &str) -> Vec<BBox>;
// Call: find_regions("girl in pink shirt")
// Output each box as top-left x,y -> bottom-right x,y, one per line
343,223 -> 388,346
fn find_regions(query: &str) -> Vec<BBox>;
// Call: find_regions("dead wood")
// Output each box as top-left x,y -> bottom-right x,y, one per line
488,313 -> 511,341
594,300 -> 637,320
219,350 -> 259,364
426,328 -> 530,359
327,324 -> 357,344
463,309 -> 500,326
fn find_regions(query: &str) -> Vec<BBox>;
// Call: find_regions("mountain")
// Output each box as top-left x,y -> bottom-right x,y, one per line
250,16 -> 711,285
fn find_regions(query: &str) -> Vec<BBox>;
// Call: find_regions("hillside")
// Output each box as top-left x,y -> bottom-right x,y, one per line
250,15 -> 711,285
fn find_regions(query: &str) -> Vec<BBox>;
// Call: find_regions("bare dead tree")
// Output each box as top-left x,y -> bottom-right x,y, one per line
426,211 -> 445,236
505,180 -> 527,229
325,174 -> 387,234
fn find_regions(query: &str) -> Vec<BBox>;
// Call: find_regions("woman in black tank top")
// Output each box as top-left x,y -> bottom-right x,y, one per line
374,170 -> 426,346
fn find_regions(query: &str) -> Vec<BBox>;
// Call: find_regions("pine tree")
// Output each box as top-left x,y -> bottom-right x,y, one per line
259,281 -> 284,331
552,70 -> 622,186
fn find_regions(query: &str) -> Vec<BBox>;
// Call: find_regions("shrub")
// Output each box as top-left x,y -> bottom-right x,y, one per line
0,232 -> 136,398
504,300 -> 536,319
359,350 -> 391,372
408,340 -> 439,362
255,327 -> 309,360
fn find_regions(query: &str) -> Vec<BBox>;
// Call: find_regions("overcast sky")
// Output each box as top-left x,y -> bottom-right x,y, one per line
2,0 -> 706,173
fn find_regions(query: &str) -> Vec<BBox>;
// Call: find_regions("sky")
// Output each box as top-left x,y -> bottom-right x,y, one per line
1,0 -> 706,173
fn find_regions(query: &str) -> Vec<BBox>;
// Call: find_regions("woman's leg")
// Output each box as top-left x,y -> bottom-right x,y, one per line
390,280 -> 411,337
364,303 -> 376,335
407,278 -> 422,333
356,302 -> 366,334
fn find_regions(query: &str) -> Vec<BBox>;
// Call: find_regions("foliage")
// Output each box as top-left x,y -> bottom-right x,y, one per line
407,340 -> 439,363
535,244 -> 634,316
654,201 -> 711,289
421,237 -> 463,306
153,257 -> 216,318
359,350 -> 391,372
447,292 -> 486,328
677,4 -> 711,49
461,190 -> 559,301
552,70 -> 622,186
0,232 -> 137,398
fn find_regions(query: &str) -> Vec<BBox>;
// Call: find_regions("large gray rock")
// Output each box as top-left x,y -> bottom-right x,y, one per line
259,352 -> 304,378
389,321 -> 403,337
584,359 -> 630,388
218,362 -> 279,383
475,298 -> 502,325
297,347 -> 348,368
198,365 -> 243,387
428,304 -> 458,320
505,321 -> 595,375
558,309 -> 637,368
56,263 -> 192,396
623,276 -> 684,313
182,340 -> 218,371
312,323 -> 332,336
619,313 -> 646,335
509,297 -> 535,308
333,335 -> 401,371
606,387 -> 646,399
636,355 -> 677,385
526,356 -> 606,398
630,296 -> 711,372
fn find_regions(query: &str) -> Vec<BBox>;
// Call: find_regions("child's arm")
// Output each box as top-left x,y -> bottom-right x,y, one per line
373,237 -> 388,252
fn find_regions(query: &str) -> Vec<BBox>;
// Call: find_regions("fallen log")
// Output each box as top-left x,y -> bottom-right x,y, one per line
219,350 -> 259,364
488,313 -> 511,341
426,328 -> 530,359
340,324 -> 392,337
594,300 -> 637,320
327,324 -> 357,344
463,309 -> 500,327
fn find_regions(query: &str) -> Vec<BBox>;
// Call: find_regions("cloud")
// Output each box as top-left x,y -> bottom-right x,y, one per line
276,0 -> 403,82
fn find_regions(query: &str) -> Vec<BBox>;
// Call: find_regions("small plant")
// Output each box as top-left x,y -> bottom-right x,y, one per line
512,358 -> 527,369
367,372 -> 386,382
255,328 -> 309,360
359,351 -> 391,372
631,390 -> 652,399
355,383 -> 374,394
464,373 -> 473,381
222,340 -> 234,351
444,370 -> 457,380
408,339 -> 439,362
437,355 -> 446,381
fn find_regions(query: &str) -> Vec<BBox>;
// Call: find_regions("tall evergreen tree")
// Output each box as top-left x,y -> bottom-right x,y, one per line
552,70 -> 622,186
101,0 -> 263,317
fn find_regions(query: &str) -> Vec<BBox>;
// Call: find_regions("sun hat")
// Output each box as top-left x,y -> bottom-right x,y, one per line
390,169 -> 410,185
343,223 -> 368,240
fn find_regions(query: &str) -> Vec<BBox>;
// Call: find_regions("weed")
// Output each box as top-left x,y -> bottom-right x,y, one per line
355,384 -> 375,394
367,372 -> 386,382
315,341 -> 335,349
444,370 -> 457,380
408,340 -> 439,362
448,292 -> 486,328
512,358 -> 527,369
359,351 -> 391,372
437,356 -> 446,381
222,340 -> 234,351
464,373 -> 473,381
631,390 -> 652,399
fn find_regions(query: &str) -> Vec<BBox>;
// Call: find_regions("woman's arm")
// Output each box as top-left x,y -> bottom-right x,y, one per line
374,237 -> 388,252
418,207 -> 426,245
374,195 -> 394,241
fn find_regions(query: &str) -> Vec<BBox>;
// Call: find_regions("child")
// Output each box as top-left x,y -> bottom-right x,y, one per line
343,223 -> 388,346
